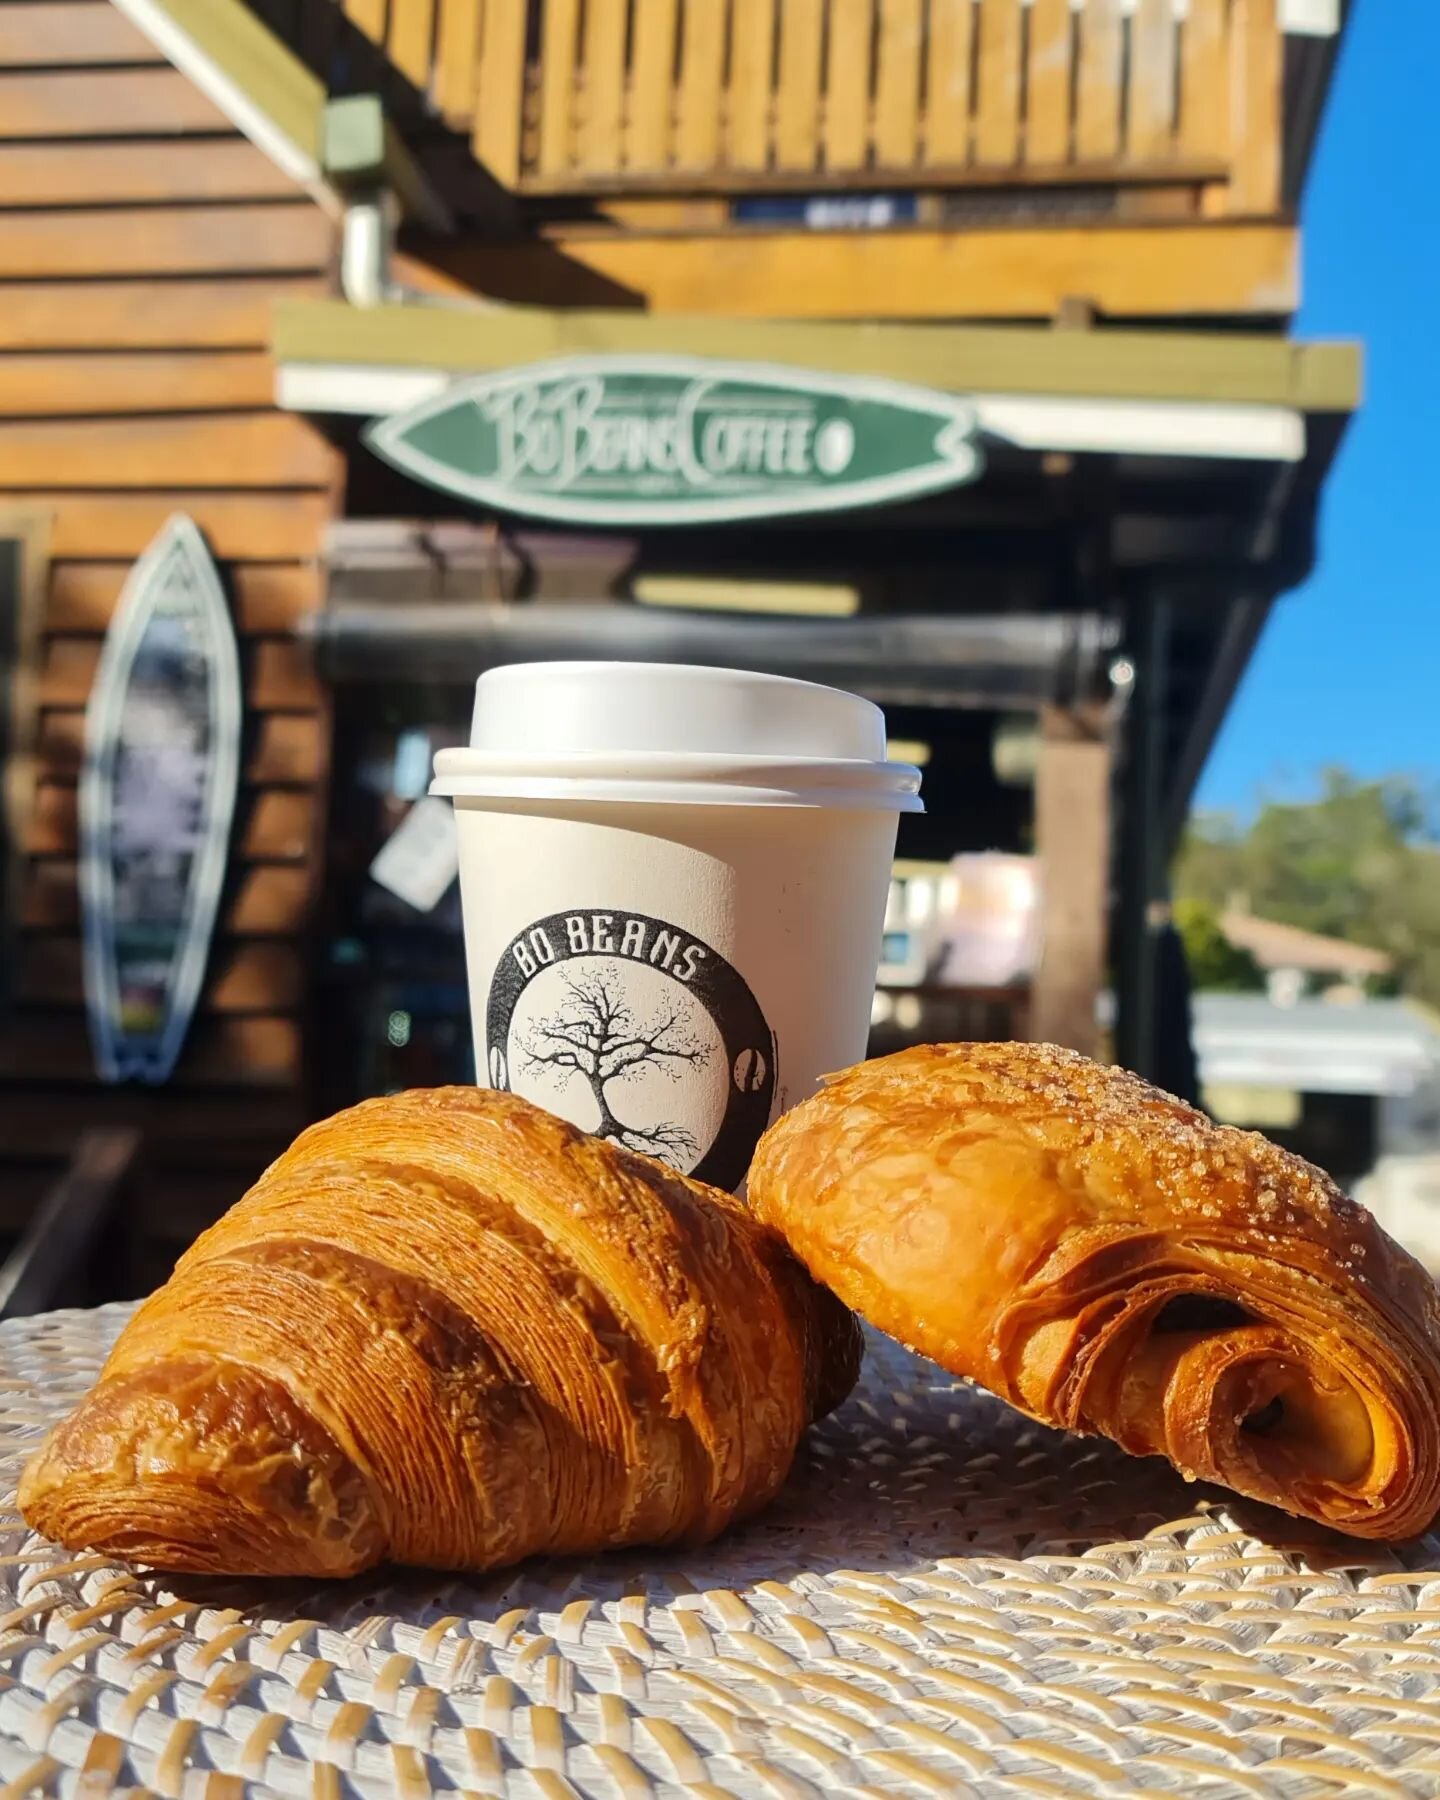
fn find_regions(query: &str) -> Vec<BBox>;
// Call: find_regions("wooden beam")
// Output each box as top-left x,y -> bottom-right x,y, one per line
411,219 -> 1301,321
48,561 -> 321,634
824,0 -> 872,172
0,69 -> 230,139
1229,0 -> 1283,216
34,492 -> 331,560
38,635 -> 322,716
0,204 -> 330,280
19,858 -> 312,939
273,295 -> 1358,410
1029,703 -> 1111,1057
0,352 -> 275,418
473,0 -> 527,185
107,0 -> 326,185
0,3 -> 159,65
39,707 -> 323,785
0,414 -> 333,489
0,278 -> 326,351
18,939 -> 304,1013
0,140 -> 297,208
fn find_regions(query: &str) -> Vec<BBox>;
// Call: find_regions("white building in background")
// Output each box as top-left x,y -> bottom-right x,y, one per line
1192,993 -> 1440,1272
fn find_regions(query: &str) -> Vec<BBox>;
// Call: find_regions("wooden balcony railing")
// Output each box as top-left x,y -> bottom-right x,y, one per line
335,0 -> 1283,218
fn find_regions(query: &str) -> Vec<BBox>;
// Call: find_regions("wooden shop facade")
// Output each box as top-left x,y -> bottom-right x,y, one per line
0,0 -> 1356,1279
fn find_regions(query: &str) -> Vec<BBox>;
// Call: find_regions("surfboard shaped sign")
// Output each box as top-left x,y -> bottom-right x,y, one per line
79,515 -> 241,1084
364,355 -> 984,526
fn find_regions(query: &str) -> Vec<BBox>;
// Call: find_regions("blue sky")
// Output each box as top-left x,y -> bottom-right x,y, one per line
1194,3 -> 1440,817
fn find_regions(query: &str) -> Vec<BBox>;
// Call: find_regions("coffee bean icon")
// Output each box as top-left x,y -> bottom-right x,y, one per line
733,1047 -> 768,1093
488,1046 -> 508,1089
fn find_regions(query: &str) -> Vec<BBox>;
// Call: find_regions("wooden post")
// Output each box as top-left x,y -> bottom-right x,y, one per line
1030,702 -> 1111,1056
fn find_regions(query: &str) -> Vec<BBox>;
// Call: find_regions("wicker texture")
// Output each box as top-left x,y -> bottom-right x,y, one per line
4,1308 -> 1440,1798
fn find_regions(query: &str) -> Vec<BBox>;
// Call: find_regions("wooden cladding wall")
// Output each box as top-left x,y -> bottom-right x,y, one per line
322,0 -> 1282,212
0,0 -> 338,1248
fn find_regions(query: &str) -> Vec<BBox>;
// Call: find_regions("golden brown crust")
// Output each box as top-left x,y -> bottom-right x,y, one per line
20,1088 -> 860,1576
749,1043 -> 1440,1539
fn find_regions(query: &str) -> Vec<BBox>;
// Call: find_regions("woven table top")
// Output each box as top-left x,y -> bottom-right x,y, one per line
4,1308 -> 1440,1800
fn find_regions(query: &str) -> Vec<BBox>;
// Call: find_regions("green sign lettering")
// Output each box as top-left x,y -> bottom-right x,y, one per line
364,356 -> 983,525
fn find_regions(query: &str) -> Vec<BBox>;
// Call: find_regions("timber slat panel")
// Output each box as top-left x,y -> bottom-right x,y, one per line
39,637 -> 323,712
435,219 -> 1300,319
1076,0 -> 1123,162
240,790 -> 315,861
1181,0 -> 1230,163
0,70 -> 229,140
874,0 -> 924,170
1026,0 -> 1073,167
0,141 -> 298,208
24,778 -> 315,861
580,0 -> 627,177
823,0 -> 870,172
473,0 -> 527,185
923,0 -> 973,169
0,206 -> 331,279
22,862 -> 311,937
21,863 -> 315,939
974,0 -> 1022,167
23,780 -> 75,857
728,0 -> 776,172
388,0 -> 437,89
246,713 -> 325,783
0,1015 -> 301,1087
1229,0 -> 1282,215
18,938 -> 304,1014
675,0 -> 726,171
47,561 -> 320,634
0,352 -> 275,419
1128,0 -> 1178,160
0,413 -> 333,489
39,493 -> 331,560
228,866 -> 312,935
343,0 -> 386,42
775,0 -> 823,174
0,3 -> 160,66
537,0 -> 580,175
433,0 -> 484,126
19,860 -> 79,930
35,710 -> 322,785
0,278 -> 327,352
250,639 -> 323,710
626,0 -> 678,174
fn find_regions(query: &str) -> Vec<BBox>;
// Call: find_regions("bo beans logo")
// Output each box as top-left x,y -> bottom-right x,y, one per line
486,909 -> 775,1190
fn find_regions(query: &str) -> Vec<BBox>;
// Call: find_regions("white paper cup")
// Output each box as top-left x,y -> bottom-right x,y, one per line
431,662 -> 922,1191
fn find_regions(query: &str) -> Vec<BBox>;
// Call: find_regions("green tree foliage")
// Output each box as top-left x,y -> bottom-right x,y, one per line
1172,898 -> 1265,992
1174,770 -> 1440,1005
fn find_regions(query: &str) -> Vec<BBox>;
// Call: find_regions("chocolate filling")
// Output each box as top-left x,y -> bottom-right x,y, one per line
1243,1395 -> 1285,1435
1151,1294 -> 1252,1334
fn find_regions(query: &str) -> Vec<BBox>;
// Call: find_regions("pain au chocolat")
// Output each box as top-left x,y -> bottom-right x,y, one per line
749,1042 -> 1440,1540
20,1088 -> 861,1578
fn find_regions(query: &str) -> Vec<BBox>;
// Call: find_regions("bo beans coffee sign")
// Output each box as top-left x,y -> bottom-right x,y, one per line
365,355 -> 983,526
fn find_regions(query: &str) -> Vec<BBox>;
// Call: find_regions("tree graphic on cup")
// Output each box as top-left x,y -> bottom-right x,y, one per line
517,967 -> 712,1167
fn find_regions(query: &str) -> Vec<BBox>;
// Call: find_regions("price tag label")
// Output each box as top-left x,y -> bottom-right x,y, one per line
369,796 -> 459,913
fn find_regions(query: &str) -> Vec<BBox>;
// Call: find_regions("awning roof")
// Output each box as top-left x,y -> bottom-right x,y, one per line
273,301 -> 1361,469
277,299 -> 1360,845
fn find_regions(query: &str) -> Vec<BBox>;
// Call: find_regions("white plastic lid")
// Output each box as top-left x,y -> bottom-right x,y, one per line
431,662 -> 923,812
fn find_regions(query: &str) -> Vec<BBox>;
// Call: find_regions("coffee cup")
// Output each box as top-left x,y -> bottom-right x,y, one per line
431,662 -> 922,1191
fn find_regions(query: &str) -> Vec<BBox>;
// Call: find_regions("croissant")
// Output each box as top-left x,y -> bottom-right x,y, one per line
20,1088 -> 861,1577
750,1042 -> 1440,1539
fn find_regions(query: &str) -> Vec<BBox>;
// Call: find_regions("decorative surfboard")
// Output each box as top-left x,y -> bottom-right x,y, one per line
79,515 -> 241,1084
